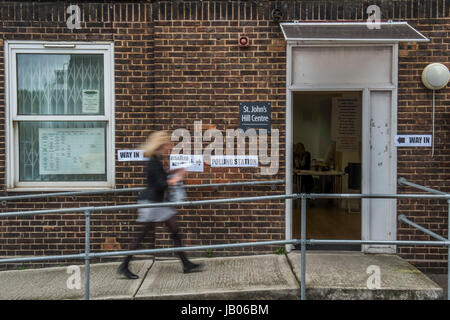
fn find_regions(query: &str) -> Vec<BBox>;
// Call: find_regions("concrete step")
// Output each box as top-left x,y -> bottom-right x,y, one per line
287,251 -> 443,300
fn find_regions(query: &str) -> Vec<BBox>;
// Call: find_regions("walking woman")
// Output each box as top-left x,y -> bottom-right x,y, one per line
118,131 -> 202,279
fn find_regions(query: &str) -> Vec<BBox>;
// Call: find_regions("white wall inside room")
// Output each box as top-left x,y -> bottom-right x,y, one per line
293,91 -> 362,210
293,92 -> 334,161
293,92 -> 361,167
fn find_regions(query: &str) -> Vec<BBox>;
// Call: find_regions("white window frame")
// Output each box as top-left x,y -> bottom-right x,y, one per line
5,41 -> 115,191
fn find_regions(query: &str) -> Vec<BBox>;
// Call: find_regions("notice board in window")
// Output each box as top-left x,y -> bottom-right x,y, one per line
39,128 -> 105,175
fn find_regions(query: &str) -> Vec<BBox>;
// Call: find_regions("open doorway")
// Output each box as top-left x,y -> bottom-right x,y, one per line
292,91 -> 362,250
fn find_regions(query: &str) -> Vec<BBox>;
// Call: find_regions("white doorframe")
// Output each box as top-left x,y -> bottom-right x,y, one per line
285,43 -> 398,253
285,43 -> 294,252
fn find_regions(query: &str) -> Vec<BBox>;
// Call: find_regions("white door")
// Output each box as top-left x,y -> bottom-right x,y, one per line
362,90 -> 397,253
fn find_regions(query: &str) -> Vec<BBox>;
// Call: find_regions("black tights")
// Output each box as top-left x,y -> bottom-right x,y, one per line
123,216 -> 189,265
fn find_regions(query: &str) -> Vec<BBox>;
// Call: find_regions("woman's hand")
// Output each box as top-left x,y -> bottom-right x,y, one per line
167,169 -> 185,185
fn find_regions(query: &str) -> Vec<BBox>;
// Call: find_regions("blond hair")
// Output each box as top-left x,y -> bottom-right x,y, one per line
141,131 -> 170,157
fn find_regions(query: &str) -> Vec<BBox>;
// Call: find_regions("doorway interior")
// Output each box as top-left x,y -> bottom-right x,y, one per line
292,91 -> 362,250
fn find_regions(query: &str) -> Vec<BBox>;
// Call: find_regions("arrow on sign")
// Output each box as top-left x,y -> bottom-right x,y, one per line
397,137 -> 405,144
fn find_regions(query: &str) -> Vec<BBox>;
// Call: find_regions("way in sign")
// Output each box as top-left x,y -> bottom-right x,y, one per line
409,136 -> 430,143
395,135 -> 432,147
120,151 -> 139,158
117,149 -> 148,161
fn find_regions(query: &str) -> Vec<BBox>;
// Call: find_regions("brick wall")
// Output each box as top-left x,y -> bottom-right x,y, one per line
150,1 -> 286,253
0,1 -> 287,271
0,1 -> 448,273
0,2 -> 155,270
396,10 -> 449,273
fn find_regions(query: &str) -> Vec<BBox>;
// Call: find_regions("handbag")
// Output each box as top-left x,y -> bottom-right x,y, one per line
166,182 -> 187,202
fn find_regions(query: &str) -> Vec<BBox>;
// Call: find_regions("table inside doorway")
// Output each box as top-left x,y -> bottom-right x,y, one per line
293,169 -> 345,195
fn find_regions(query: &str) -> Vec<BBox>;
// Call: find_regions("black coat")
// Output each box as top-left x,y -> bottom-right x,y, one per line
295,151 -> 314,193
139,156 -> 169,202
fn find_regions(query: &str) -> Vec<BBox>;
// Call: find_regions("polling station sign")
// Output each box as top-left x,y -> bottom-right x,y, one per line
395,135 -> 432,147
210,155 -> 259,167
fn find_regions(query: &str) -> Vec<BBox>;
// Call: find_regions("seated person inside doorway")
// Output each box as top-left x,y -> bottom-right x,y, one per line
293,142 -> 314,193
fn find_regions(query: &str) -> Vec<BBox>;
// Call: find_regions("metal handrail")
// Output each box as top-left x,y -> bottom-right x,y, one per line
0,193 -> 448,218
398,177 -> 450,301
1,238 -> 449,264
398,214 -> 447,242
0,191 -> 449,300
398,177 -> 447,195
0,180 -> 284,204
0,193 -> 298,217
306,193 -> 449,199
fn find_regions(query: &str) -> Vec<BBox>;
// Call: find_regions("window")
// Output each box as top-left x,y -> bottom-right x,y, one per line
6,42 -> 115,190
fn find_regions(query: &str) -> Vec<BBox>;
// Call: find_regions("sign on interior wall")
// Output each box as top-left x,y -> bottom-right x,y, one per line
117,150 -> 148,161
395,135 -> 432,147
239,102 -> 271,133
210,155 -> 258,167
170,154 -> 204,172
331,97 -> 362,152
39,128 -> 105,175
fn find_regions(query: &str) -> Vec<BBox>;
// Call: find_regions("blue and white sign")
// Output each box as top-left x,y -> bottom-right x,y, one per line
395,135 -> 432,147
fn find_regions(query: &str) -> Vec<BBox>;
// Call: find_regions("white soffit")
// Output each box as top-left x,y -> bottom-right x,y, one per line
280,22 -> 429,43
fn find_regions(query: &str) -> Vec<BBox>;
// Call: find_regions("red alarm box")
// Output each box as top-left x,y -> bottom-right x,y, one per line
238,35 -> 249,47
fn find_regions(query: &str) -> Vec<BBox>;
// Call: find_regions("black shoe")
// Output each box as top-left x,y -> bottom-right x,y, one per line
183,262 -> 204,274
117,263 -> 139,279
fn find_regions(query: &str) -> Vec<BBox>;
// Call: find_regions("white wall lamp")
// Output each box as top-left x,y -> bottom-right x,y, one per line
421,63 -> 449,157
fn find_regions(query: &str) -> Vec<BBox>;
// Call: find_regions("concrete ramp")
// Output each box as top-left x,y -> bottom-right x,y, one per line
0,252 -> 443,300
135,255 -> 300,300
0,260 -> 152,300
287,251 -> 443,300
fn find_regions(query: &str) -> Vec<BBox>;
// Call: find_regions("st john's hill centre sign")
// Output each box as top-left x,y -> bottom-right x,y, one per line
239,102 -> 271,134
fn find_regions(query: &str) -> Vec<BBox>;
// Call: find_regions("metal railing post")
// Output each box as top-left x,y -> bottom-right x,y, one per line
448,200 -> 450,301
84,210 -> 91,300
300,194 -> 306,300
